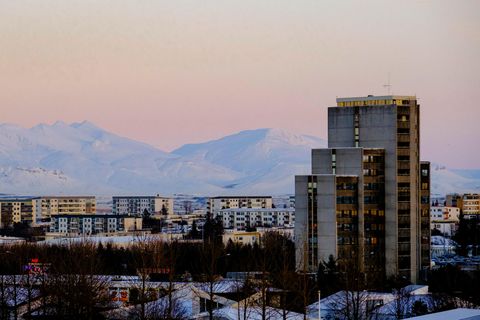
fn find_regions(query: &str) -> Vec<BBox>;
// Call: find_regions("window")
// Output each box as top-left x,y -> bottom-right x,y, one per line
336,196 -> 357,204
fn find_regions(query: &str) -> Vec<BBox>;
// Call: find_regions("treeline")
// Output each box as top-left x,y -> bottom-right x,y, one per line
0,233 -> 293,277
0,233 -> 319,319
2,233 -> 480,319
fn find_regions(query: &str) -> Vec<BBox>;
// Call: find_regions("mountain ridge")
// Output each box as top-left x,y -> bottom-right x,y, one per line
0,121 -> 478,196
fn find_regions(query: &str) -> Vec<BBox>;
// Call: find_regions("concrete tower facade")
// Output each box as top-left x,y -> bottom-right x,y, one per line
295,95 -> 430,284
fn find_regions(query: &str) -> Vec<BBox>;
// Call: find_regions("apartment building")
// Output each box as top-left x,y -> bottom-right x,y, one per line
295,95 -> 430,284
34,196 -> 96,223
462,193 -> 480,218
445,193 -> 480,219
49,214 -> 142,235
207,196 -> 273,217
0,197 -> 37,228
446,194 -> 463,208
216,208 -> 294,230
430,206 -> 460,222
112,195 -> 173,216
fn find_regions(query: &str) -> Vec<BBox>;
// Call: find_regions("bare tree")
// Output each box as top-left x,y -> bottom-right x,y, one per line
145,240 -> 189,320
195,238 -> 229,320
326,258 -> 379,320
385,287 -> 413,319
182,201 -> 193,215
129,236 -> 164,320
228,272 -> 256,320
44,241 -> 111,318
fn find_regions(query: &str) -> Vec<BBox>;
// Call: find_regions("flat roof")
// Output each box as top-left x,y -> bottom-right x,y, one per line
210,196 -> 272,199
218,208 -> 294,212
112,196 -> 170,199
41,196 -> 95,199
405,308 -> 480,320
52,214 -> 140,218
0,196 -> 39,201
336,95 -> 416,102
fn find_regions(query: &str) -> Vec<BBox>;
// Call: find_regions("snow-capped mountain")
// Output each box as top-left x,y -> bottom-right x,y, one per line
429,164 -> 480,197
0,121 -> 240,195
173,128 -> 327,192
0,123 -> 326,195
0,121 -> 478,196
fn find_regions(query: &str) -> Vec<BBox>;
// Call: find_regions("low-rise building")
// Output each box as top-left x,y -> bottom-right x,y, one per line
112,195 -> 173,216
49,214 -> 142,236
215,208 -> 294,230
222,228 -> 294,246
223,231 -> 261,246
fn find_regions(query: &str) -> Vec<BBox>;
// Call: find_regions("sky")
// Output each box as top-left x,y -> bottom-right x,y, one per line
0,0 -> 479,168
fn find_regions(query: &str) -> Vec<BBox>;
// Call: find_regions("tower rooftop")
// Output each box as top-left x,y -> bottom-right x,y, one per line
336,95 -> 416,107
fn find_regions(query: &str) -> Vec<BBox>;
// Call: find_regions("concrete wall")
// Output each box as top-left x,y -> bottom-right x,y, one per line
328,103 -> 422,282
316,175 -> 337,263
295,175 -> 309,270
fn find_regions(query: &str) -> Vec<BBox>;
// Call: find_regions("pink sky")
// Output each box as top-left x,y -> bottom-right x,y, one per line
0,1 -> 479,168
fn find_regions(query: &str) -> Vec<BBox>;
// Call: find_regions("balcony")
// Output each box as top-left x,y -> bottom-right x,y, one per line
397,121 -> 410,129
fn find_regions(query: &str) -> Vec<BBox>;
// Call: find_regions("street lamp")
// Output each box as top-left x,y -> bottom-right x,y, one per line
318,289 -> 322,320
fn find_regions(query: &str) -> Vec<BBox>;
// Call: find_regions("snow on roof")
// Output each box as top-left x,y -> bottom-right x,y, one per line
431,236 -> 458,247
405,308 -> 480,320
375,294 -> 433,317
2,286 -> 41,307
211,305 -> 306,320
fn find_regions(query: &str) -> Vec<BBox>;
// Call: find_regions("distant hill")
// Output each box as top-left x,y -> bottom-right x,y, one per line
0,121 -> 478,196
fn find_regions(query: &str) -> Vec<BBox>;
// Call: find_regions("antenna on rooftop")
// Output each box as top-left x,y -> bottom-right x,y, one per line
383,72 -> 392,95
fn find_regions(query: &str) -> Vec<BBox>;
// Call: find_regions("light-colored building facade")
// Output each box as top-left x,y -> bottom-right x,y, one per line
49,214 -> 142,235
207,196 -> 273,218
462,193 -> 480,218
0,198 -> 37,228
112,195 -> 173,216
33,196 -> 96,223
295,95 -> 430,284
430,206 -> 460,222
216,208 -> 294,230
445,193 -> 480,219
223,231 -> 262,246
430,206 -> 460,237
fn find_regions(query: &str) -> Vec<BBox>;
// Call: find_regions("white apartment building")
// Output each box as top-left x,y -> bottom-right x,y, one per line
215,208 -> 294,230
430,206 -> 460,221
430,206 -> 461,237
49,214 -> 142,235
207,196 -> 273,217
112,195 -> 173,216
